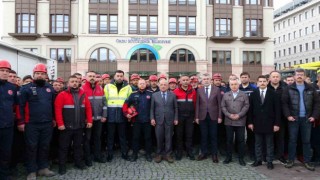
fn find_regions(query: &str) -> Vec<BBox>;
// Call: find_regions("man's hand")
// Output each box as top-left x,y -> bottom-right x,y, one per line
17,124 -> 25,132
58,125 -> 65,131
126,114 -> 132,119
233,114 -> 240,120
151,119 -> 156,126
86,123 -> 93,128
309,117 -> 315,122
195,119 -> 199,124
174,120 -> 178,125
288,116 -> 295,121
273,126 -> 280,132
101,117 -> 107,123
218,118 -> 222,124
248,124 -> 254,131
52,121 -> 57,127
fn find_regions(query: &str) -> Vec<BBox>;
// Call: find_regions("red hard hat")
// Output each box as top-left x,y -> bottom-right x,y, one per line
0,60 -> 11,70
169,78 -> 177,84
149,75 -> 158,81
33,63 -> 47,73
190,76 -> 199,82
130,73 -> 140,80
159,74 -> 167,80
56,77 -> 64,83
96,74 -> 101,78
102,74 -> 110,79
212,73 -> 222,80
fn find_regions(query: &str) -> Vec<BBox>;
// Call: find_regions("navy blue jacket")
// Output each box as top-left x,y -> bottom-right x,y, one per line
124,90 -> 152,123
19,82 -> 55,124
239,83 -> 257,96
0,80 -> 19,128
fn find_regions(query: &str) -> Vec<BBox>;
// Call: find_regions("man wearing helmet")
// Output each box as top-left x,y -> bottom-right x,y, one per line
130,74 -> 140,91
19,63 -> 56,179
169,78 -> 178,91
0,60 -> 20,180
147,75 -> 159,93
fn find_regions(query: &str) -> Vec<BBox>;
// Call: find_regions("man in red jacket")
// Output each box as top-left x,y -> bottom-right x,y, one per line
173,75 -> 196,160
55,75 -> 93,175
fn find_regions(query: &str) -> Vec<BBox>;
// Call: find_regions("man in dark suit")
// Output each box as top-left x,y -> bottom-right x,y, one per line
248,75 -> 280,170
195,73 -> 222,163
150,79 -> 178,163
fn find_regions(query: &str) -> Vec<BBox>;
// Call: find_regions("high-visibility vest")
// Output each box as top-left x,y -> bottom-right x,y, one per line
104,83 -> 132,108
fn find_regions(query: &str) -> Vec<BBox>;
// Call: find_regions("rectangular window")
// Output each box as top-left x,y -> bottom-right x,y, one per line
212,51 -> 231,64
294,31 -> 296,39
288,19 -> 291,26
51,15 -> 69,33
312,9 -> 315,16
274,51 -> 276,58
305,11 -> 308,19
215,0 -> 230,4
89,14 -> 117,34
306,59 -> 308,63
264,0 -> 269,7
17,13 -> 35,33
289,62 -> 291,67
305,27 -> 308,35
215,18 -> 231,37
288,33 -> 291,40
299,14 -> 302,21
129,15 -> 157,35
284,63 -> 286,68
306,43 -> 308,51
283,35 -> 285,42
283,49 -> 286,56
50,48 -> 71,63
169,16 -> 196,35
299,29 -> 302,37
283,21 -> 285,28
300,44 -> 302,52
312,25 -> 315,33
243,51 -> 261,65
294,46 -> 296,53
246,0 -> 259,5
279,50 -> 281,57
293,17 -> 296,24
312,41 -> 315,49
294,61 -> 296,65
312,57 -> 315,62
288,48 -> 291,55
234,0 -> 240,5
245,19 -> 262,37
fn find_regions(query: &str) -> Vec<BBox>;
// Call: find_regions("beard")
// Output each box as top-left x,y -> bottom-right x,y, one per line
34,79 -> 46,87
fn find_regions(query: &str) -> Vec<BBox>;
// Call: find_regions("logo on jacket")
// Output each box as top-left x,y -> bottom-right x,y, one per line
46,88 -> 51,93
146,95 -> 151,99
8,90 -> 13,95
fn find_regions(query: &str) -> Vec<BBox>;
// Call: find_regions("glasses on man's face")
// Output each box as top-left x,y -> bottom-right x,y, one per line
295,74 -> 305,77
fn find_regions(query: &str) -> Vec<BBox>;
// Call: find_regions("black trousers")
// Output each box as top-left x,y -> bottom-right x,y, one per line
132,122 -> 152,155
10,122 -> 25,168
25,122 -> 53,173
83,128 -> 91,161
246,125 -> 255,157
91,121 -> 103,159
311,125 -> 320,162
49,127 -> 59,161
0,127 -> 13,179
255,133 -> 274,163
59,129 -> 83,165
175,115 -> 194,154
107,122 -> 127,155
199,113 -> 218,155
274,120 -> 286,159
225,126 -> 245,159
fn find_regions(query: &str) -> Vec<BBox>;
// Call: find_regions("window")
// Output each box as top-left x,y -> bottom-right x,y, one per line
299,14 -> 302,21
278,37 -> 281,43
234,0 -> 240,5
17,14 -> 35,33
90,0 -> 118,3
215,0 -> 231,4
289,62 -> 291,67
169,0 -> 196,5
306,59 -> 308,63
293,31 -> 296,39
288,19 -> 291,26
300,60 -> 302,64
284,63 -> 286,68
305,43 -> 308,51
294,61 -> 296,65
278,64 -> 281,70
299,29 -> 302,37
51,15 -> 69,33
274,51 -> 276,58
300,44 -> 302,52
129,15 -> 157,34
293,17 -> 296,24
283,49 -> 286,56
288,48 -> 291,55
129,0 -> 157,4
50,48 -> 71,63
312,9 -> 315,16
288,33 -> 291,40
170,49 -> 195,62
264,0 -> 269,7
312,25 -> 315,33
245,19 -> 262,37
305,11 -> 308,19
305,27 -> 308,35
312,57 -> 315,62
243,51 -> 261,65
212,51 -> 231,64
246,0 -> 259,5
215,18 -> 231,37
283,35 -> 285,42
278,50 -> 281,57
312,41 -> 315,49
90,48 -> 116,62
169,16 -> 196,35
294,46 -> 296,53
89,14 -> 118,34
283,21 -> 285,28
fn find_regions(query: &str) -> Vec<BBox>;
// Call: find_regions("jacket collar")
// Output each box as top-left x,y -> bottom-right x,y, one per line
110,79 -> 128,87
290,82 -> 312,90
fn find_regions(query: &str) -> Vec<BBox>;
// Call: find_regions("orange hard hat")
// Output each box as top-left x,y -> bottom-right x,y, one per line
149,75 -> 158,81
0,60 -> 11,70
33,63 -> 47,73
130,73 -> 140,80
212,73 -> 222,80
102,74 -> 110,79
169,78 -> 177,84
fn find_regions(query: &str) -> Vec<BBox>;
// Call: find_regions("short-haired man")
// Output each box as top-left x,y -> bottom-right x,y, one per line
286,75 -> 295,86
248,75 -> 280,170
222,78 -> 249,166
282,68 -> 320,171
8,70 -> 17,84
55,75 -> 93,174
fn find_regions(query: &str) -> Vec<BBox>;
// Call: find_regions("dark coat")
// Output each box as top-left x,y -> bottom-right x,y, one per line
248,88 -> 281,134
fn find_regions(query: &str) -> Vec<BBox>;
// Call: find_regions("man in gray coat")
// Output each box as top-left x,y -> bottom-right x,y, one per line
221,78 -> 249,166
150,79 -> 178,163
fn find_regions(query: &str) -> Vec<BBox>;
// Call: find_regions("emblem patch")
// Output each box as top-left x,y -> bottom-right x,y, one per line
146,95 -> 151,99
8,90 -> 13,95
46,88 -> 51,92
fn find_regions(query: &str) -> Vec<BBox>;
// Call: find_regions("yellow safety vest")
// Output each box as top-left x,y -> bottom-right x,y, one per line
104,83 -> 132,108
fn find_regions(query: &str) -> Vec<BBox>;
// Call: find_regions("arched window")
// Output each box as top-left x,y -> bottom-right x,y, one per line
130,48 -> 156,62
170,49 -> 195,62
89,48 -> 116,62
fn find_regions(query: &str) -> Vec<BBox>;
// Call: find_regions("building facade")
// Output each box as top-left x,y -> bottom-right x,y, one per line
274,0 -> 320,70
1,0 -> 274,80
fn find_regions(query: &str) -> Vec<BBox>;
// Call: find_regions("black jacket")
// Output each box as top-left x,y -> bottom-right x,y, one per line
268,81 -> 287,119
248,88 -> 281,134
282,82 -> 320,119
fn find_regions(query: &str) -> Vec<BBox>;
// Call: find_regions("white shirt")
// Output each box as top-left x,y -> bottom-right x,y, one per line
232,90 -> 240,99
204,85 -> 211,98
259,88 -> 267,98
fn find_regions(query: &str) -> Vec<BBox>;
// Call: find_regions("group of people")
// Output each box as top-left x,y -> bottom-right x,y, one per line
0,59 -> 320,180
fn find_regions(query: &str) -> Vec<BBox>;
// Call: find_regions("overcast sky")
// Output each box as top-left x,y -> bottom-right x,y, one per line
274,0 -> 294,10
